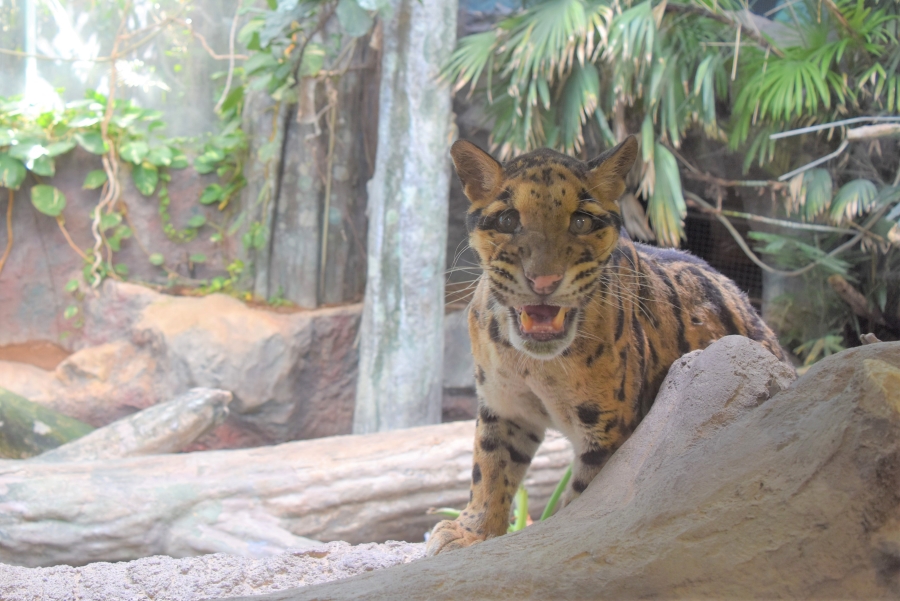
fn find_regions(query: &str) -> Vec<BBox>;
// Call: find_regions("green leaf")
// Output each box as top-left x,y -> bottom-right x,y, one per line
647,144 -> 686,247
244,52 -> 278,76
115,224 -> 132,240
149,253 -> 165,266
357,0 -> 389,9
74,132 -> 108,155
28,154 -> 55,177
68,116 -> 100,128
64,305 -> 78,319
99,212 -> 122,231
146,146 -> 173,167
237,17 -> 265,48
186,214 -> 206,228
120,141 -> 150,164
132,162 -> 159,196
830,179 -> 877,223
113,263 -> 129,276
299,43 -> 326,78
9,142 -> 47,163
0,128 -> 16,146
190,253 -> 207,263
219,85 -> 245,114
45,139 -> 77,158
0,154 -> 27,190
65,279 -> 79,293
337,0 -> 373,37
170,152 -> 189,169
30,185 -> 67,217
199,184 -> 224,205
82,170 -> 108,190
641,116 -> 655,164
801,169 -> 833,222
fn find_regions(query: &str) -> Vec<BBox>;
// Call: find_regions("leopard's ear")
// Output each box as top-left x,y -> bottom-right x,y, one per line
586,135 -> 638,201
451,140 -> 504,203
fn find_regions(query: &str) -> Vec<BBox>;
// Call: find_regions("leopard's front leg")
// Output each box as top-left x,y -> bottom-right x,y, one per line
559,403 -> 632,510
426,405 -> 544,556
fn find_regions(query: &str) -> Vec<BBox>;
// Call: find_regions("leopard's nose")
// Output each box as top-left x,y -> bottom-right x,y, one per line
527,274 -> 563,295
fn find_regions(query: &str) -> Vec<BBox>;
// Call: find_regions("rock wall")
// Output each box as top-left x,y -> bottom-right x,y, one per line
0,149 -> 226,349
2,281 -> 360,448
0,280 -> 476,447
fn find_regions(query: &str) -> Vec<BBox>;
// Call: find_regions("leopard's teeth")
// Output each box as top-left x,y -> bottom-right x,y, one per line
519,310 -> 534,332
552,308 -> 568,331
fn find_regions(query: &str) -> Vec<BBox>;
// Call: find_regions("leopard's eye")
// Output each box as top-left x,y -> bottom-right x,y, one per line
497,210 -> 520,234
569,212 -> 595,235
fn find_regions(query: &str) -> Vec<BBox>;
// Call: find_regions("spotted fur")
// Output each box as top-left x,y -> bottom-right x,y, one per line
426,137 -> 791,556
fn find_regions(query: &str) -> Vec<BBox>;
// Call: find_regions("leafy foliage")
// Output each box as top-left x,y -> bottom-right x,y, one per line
445,0 -> 900,247
0,0 -> 383,311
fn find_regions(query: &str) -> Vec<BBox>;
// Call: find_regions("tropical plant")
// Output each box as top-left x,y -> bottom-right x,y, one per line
444,0 -> 900,247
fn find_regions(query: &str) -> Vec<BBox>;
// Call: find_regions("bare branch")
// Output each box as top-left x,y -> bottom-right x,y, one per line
777,140 -> 848,181
685,191 -> 891,278
846,124 -> 900,141
770,116 -> 900,140
827,274 -> 885,324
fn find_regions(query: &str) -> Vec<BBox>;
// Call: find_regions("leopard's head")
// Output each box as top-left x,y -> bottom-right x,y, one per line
452,137 -> 638,359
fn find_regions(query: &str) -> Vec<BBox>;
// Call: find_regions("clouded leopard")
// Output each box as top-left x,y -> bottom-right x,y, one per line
426,135 -> 790,555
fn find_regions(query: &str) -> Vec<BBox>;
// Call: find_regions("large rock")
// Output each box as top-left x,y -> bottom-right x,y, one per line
0,282 -> 481,448
208,337 -> 900,601
124,289 -> 361,445
0,281 -> 362,448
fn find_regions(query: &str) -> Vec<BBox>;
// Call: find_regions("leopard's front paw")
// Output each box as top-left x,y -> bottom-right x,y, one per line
426,519 -> 486,556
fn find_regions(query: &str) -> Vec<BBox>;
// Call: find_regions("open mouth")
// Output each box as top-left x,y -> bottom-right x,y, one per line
511,305 -> 576,341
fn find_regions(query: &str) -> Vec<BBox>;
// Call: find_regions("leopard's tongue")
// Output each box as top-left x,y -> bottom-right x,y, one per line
519,305 -> 568,334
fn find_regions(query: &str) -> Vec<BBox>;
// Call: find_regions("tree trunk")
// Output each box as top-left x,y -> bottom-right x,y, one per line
238,26 -> 378,308
354,0 -> 458,433
0,421 -> 573,567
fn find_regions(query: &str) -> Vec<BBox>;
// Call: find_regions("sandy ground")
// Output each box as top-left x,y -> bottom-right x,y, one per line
0,541 -> 425,601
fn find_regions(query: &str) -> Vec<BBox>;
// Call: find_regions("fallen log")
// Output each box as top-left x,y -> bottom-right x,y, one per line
0,387 -> 94,459
0,420 -> 573,567
33,388 -> 232,462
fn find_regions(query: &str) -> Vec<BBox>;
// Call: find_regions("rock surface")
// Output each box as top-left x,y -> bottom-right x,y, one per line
0,540 -> 423,601
0,283 -> 479,449
0,420 -> 572,567
205,337 -> 900,601
0,281 -> 361,448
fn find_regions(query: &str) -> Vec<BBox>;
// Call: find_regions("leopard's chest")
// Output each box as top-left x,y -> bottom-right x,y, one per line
481,341 -> 622,437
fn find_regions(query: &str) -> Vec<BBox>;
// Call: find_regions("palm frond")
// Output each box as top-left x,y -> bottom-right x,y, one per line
646,142 -> 686,247
830,179 -> 878,224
